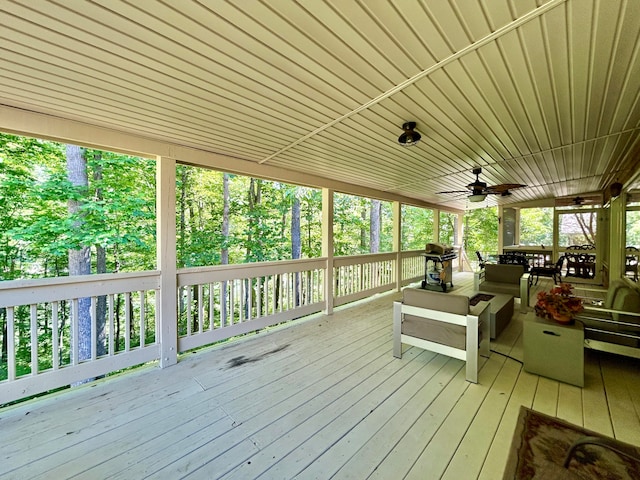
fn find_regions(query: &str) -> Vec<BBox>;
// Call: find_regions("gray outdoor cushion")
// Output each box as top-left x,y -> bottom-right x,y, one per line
401,288 -> 483,350
484,264 -> 525,284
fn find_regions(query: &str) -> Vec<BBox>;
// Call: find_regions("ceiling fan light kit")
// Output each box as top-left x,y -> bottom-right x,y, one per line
398,121 -> 421,147
435,167 -> 527,203
468,193 -> 487,202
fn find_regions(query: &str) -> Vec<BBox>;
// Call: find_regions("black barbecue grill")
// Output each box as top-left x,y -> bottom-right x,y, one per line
421,249 -> 458,292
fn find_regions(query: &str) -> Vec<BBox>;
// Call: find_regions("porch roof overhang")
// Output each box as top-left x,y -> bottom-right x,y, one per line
1,0 -> 640,210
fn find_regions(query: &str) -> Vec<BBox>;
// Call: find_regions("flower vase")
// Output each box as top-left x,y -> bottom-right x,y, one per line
552,313 -> 573,324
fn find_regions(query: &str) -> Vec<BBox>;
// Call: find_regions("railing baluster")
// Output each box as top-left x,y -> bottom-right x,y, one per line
139,290 -> 146,348
91,297 -> 97,360
52,301 -> 59,370
7,306 -> 15,381
30,304 -> 38,376
272,274 -> 276,314
230,279 -> 235,325
72,298 -> 79,365
197,284 -> 203,334
186,286 -> 193,336
209,283 -> 214,331
124,292 -> 131,352
257,276 -> 262,318
108,294 -> 115,355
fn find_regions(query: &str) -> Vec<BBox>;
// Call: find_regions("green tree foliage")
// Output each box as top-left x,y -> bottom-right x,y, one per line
439,211 -> 457,246
174,165 -> 324,267
0,134 -> 157,381
627,209 -> 640,246
0,135 -> 156,278
463,207 -> 499,261
402,205 -> 434,250
0,135 -> 67,279
333,193 -> 393,255
520,208 -> 553,246
0,136 -> 439,385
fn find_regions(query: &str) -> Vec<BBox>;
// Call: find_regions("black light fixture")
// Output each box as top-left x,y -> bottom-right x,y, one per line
398,121 -> 421,147
468,193 -> 487,203
610,182 -> 623,198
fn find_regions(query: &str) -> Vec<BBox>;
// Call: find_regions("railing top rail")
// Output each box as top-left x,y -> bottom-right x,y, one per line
333,252 -> 396,267
177,257 -> 328,286
400,249 -> 426,258
0,271 -> 161,308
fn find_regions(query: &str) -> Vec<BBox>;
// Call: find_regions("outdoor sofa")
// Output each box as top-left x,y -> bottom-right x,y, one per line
393,288 -> 490,383
474,263 -> 530,312
575,278 -> 640,359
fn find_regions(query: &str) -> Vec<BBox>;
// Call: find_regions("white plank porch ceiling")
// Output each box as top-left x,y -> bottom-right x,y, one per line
1,0 -> 640,209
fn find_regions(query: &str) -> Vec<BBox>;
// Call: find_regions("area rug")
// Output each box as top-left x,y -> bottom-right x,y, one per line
503,406 -> 640,479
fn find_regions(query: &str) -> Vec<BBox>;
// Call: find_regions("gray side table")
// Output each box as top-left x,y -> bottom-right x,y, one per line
523,312 -> 584,387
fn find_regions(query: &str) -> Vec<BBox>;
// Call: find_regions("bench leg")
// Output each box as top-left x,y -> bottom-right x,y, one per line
393,302 -> 402,358
465,315 -> 480,383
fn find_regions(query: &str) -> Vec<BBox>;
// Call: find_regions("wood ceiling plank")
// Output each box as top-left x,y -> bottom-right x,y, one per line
0,0 -> 638,209
499,26 -> 554,153
359,0 -> 438,70
585,0 -> 626,139
95,0 -> 375,111
6,0 -> 343,125
567,0 -> 595,142
0,51 -> 302,149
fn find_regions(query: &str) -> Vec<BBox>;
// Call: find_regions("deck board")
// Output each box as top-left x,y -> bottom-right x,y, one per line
2,273 -> 640,479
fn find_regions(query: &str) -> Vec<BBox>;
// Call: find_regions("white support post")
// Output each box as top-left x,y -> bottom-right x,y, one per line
322,188 -> 334,315
514,207 -> 521,245
456,211 -> 464,271
609,193 -> 626,281
498,205 -> 504,254
157,156 -> 178,367
393,201 -> 402,291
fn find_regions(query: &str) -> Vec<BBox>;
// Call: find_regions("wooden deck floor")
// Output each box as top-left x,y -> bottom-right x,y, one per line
2,273 -> 640,479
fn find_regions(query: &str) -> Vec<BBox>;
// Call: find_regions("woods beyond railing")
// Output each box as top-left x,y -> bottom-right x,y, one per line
0,251 -> 428,404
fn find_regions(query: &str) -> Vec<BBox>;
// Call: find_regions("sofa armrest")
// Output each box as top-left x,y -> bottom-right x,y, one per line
393,301 -> 402,358
474,269 -> 485,291
520,273 -> 530,312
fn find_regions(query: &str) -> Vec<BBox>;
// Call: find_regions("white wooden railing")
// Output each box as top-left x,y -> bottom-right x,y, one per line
176,258 -> 326,352
0,271 -> 161,404
0,251 -> 431,404
333,252 -> 397,306
401,250 -> 425,286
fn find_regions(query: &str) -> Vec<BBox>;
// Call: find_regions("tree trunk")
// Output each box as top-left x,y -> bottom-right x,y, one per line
370,199 -> 381,253
292,195 -> 301,305
93,153 -> 107,357
244,178 -> 261,317
1,309 -> 6,364
179,166 -> 188,267
221,173 -> 230,325
66,144 -> 92,379
360,204 -> 367,251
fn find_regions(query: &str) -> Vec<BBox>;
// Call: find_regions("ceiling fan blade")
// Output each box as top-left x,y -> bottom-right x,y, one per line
436,168 -> 528,199
485,183 -> 527,194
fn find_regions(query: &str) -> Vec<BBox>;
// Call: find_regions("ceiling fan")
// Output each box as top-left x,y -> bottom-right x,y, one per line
555,193 -> 603,207
437,167 -> 527,202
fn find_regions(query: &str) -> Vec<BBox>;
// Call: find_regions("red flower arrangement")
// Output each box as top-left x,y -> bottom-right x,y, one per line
534,283 -> 584,324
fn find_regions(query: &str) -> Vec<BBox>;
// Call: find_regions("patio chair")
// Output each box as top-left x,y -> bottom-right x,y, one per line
475,251 -> 486,269
528,256 -> 565,286
574,279 -> 640,358
498,253 -> 530,272
393,288 -> 490,383
626,247 -> 639,281
565,252 -> 596,279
